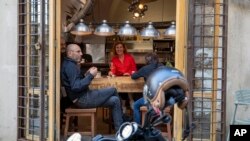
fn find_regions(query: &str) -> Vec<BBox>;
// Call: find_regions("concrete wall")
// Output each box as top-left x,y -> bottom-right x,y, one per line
0,0 -> 18,140
227,0 -> 250,127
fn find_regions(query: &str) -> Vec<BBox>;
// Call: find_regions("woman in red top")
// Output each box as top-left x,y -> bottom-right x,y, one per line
109,41 -> 137,114
109,41 -> 137,76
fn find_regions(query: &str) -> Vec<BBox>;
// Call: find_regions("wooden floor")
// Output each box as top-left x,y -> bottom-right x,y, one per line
61,108 -> 171,141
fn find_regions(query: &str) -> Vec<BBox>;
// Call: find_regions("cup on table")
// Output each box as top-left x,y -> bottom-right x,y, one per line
95,71 -> 101,78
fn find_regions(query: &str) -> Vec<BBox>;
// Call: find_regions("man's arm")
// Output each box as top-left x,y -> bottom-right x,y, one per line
65,64 -> 94,92
131,66 -> 147,80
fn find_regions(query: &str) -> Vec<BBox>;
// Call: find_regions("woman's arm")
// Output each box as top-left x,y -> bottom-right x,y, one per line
109,61 -> 116,76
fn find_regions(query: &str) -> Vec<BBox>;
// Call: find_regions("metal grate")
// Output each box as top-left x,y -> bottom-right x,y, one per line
18,0 -> 49,140
187,0 -> 228,141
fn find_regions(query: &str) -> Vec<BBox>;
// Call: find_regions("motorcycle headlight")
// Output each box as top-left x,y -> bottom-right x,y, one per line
116,122 -> 138,141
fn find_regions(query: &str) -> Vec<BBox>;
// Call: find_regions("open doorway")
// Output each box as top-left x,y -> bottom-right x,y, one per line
58,0 -> 178,140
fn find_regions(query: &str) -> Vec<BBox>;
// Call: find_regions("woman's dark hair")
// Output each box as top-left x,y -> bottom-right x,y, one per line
145,52 -> 159,64
111,41 -> 128,56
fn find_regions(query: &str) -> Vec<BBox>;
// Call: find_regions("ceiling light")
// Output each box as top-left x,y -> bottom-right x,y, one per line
128,0 -> 148,18
134,12 -> 140,17
164,21 -> 176,38
140,22 -> 160,38
94,20 -> 115,36
138,4 -> 144,9
118,21 -> 137,37
70,19 -> 92,36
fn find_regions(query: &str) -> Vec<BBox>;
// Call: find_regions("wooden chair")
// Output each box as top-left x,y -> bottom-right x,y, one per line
64,108 -> 97,137
226,89 -> 250,141
140,106 -> 172,141
61,87 -> 97,137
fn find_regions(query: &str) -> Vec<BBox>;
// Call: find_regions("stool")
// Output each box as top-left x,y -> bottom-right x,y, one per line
140,106 -> 172,141
64,108 -> 97,137
102,107 -> 113,133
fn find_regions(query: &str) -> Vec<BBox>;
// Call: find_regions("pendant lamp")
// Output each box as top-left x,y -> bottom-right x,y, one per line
94,20 -> 115,36
118,21 -> 137,37
140,22 -> 160,38
164,21 -> 176,38
70,19 -> 92,36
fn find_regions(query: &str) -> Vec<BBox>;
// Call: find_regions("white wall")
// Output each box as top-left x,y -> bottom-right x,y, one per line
0,0 -> 18,140
227,0 -> 250,128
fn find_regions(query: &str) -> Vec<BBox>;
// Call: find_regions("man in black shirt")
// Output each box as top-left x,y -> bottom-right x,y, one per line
61,44 -> 123,131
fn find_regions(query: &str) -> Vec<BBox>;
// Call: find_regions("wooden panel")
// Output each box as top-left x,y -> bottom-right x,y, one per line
174,0 -> 188,140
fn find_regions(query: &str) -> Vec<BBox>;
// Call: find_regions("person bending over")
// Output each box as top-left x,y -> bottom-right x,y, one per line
131,52 -> 163,124
61,44 -> 123,131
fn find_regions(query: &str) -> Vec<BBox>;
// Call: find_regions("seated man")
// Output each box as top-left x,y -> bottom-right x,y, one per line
61,44 -> 123,131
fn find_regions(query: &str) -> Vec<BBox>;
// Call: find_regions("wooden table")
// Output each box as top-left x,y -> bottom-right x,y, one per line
90,76 -> 144,133
89,76 -> 144,93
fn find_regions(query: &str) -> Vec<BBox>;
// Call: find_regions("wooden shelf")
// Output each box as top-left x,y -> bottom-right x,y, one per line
153,39 -> 175,65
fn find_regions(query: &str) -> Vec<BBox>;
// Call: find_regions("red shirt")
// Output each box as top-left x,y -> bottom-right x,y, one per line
111,54 -> 137,76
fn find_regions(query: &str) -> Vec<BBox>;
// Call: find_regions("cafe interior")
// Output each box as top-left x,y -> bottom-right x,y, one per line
60,0 -> 177,140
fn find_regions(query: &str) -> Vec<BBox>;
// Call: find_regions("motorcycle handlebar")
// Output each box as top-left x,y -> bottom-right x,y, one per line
92,134 -> 116,141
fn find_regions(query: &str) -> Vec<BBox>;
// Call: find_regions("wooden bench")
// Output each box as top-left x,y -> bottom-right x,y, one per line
140,106 -> 172,141
64,108 -> 97,137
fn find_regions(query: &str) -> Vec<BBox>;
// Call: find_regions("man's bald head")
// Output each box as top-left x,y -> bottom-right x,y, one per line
66,44 -> 83,62
66,44 -> 78,52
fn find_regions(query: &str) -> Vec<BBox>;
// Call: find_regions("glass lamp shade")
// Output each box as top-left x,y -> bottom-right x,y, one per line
118,21 -> 137,37
164,21 -> 176,38
94,20 -> 115,36
70,19 -> 92,36
140,22 -> 160,38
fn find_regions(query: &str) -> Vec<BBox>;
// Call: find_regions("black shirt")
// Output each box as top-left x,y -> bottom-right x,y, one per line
61,57 -> 94,101
131,62 -> 164,81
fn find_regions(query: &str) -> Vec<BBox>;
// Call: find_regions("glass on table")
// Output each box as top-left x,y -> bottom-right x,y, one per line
109,62 -> 115,77
95,71 -> 102,78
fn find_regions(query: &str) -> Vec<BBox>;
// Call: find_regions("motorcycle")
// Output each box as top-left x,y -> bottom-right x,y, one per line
92,106 -> 194,141
67,106 -> 194,141
92,106 -> 171,141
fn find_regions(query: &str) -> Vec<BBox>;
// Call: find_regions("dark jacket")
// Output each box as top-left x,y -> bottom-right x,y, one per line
131,62 -> 164,81
61,57 -> 94,101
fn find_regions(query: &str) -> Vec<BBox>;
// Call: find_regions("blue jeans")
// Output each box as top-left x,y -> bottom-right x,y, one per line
133,97 -> 146,124
75,87 -> 123,131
